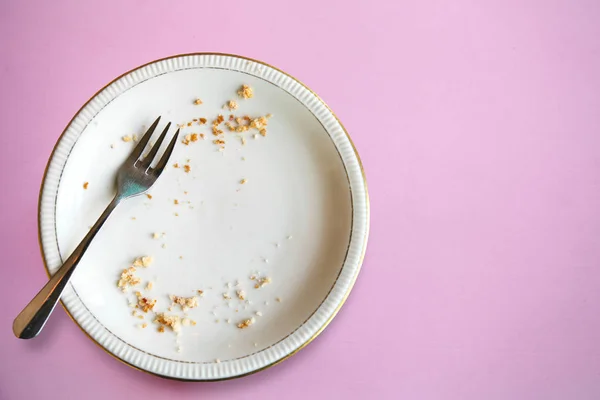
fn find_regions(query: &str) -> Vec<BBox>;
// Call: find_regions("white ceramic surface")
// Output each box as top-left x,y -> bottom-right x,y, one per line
39,54 -> 369,380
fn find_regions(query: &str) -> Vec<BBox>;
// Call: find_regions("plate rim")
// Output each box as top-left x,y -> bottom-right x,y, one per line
37,52 -> 370,381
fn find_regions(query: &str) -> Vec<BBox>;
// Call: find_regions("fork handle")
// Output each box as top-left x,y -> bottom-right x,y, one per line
13,197 -> 121,339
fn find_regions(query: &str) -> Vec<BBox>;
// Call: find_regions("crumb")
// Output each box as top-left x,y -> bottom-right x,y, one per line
240,137 -> 246,146
223,293 -> 231,300
259,128 -> 267,137
110,143 -> 115,149
287,235 -> 293,240
252,276 -> 272,289
256,311 -> 263,316
152,232 -> 160,239
170,295 -> 199,311
276,297 -> 282,302
253,134 -> 258,140
135,292 -> 157,313
266,113 -> 273,119
131,217 -> 136,220
237,84 -> 254,99
181,318 -> 193,326
194,98 -> 203,105
117,267 -> 140,291
183,165 -> 191,173
162,243 -> 167,249
197,290 -> 204,296
240,179 -> 247,184
199,118 -> 207,124
133,134 -> 139,142
174,199 -> 179,205
214,139 -> 225,145
145,281 -> 153,291
146,194 -> 152,199
236,290 -> 246,300
226,318 -> 231,324
182,134 -> 192,145
173,163 -> 180,168
141,323 -> 148,328
155,313 -> 181,332
237,317 -> 255,329
83,182 -> 89,190
122,135 -> 132,142
191,133 -> 199,142
227,100 -> 238,110
215,358 -> 221,363
133,256 -> 153,268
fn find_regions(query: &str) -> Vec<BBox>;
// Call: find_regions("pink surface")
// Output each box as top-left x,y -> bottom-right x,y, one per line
1,0 -> 600,398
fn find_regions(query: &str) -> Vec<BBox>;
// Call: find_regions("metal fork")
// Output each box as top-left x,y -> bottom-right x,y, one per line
13,116 -> 179,339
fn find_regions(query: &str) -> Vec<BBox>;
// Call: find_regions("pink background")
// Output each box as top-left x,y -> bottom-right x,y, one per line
1,0 -> 600,398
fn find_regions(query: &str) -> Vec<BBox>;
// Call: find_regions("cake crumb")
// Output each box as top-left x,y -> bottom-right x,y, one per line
83,182 -> 89,190
240,179 -> 247,185
194,98 -> 203,105
133,256 -> 153,268
145,281 -> 153,291
154,313 -> 182,332
162,243 -> 167,249
215,358 -> 221,363
252,276 -> 272,289
256,311 -> 263,317
135,292 -> 157,313
276,297 -> 282,303
236,290 -> 246,300
197,290 -> 204,296
237,317 -> 255,329
122,135 -> 132,142
117,267 -> 140,291
199,118 -> 207,124
146,194 -> 152,199
170,295 -> 199,311
152,232 -> 160,239
141,323 -> 148,329
183,164 -> 191,173
174,199 -> 179,205
227,100 -> 238,110
237,84 -> 254,99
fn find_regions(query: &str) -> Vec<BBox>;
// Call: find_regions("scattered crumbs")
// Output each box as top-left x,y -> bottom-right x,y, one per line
236,290 -> 246,300
183,164 -> 191,173
83,182 -> 89,190
227,100 -> 238,110
214,139 -> 225,145
237,84 -> 254,99
154,313 -> 182,332
135,291 -> 157,313
256,311 -> 263,317
133,256 -> 153,268
181,318 -> 194,327
194,98 -> 203,105
252,276 -> 272,289
145,281 -> 153,291
170,295 -> 199,311
227,282 -> 232,289
146,194 -> 153,199
237,317 -> 255,329
117,267 -> 141,291
122,135 -> 132,142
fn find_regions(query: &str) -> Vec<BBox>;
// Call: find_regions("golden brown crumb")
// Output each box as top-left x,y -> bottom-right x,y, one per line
214,139 -> 225,145
237,84 -> 254,99
141,323 -> 148,328
133,256 -> 153,268
199,118 -> 207,124
136,292 -> 157,313
227,100 -> 238,110
237,317 -> 255,329
170,295 -> 199,311
146,194 -> 152,199
212,126 -> 223,136
173,163 -> 180,168
235,117 -> 244,125
191,133 -> 199,142
259,128 -> 267,137
155,313 -> 182,332
182,134 -> 192,145
197,290 -> 204,296
252,276 -> 272,289
117,267 -> 140,291
152,232 -> 160,239
223,293 -> 231,300
236,290 -> 246,300
122,135 -> 132,142
83,182 -> 89,190
187,122 -> 192,127
200,133 -> 205,139
146,281 -> 153,290
183,164 -> 191,173
266,113 -> 273,119
194,98 -> 203,105
174,199 -> 179,205
240,179 -> 248,185
225,122 -> 235,131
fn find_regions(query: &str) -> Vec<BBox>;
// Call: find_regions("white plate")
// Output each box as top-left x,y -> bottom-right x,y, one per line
39,54 -> 369,380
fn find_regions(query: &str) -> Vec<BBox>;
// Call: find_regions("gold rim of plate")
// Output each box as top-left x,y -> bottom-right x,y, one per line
37,52 -> 370,381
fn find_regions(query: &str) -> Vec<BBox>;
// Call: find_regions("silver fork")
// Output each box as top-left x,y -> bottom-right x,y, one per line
13,116 -> 179,339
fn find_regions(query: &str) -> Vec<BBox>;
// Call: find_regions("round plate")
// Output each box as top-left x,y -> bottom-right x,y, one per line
39,53 -> 369,380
